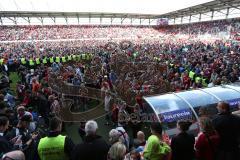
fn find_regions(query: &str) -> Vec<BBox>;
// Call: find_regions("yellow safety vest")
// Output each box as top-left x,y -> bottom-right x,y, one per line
36,58 -> 41,65
38,135 -> 68,160
89,53 -> 93,60
189,71 -> 195,80
29,59 -> 35,66
50,57 -> 54,63
42,58 -> 48,64
202,78 -> 208,87
75,55 -> 80,61
72,55 -> 76,61
195,77 -> 202,83
86,54 -> 89,60
55,57 -> 60,63
61,57 -> 66,63
0,58 -> 4,65
67,55 -> 72,61
81,54 -> 86,60
21,58 -> 26,65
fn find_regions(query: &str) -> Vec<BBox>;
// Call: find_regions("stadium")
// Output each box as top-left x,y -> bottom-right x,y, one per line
0,0 -> 240,160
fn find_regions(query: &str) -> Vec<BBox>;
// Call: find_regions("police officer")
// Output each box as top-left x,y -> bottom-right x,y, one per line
42,57 -> 48,65
35,57 -> 41,65
55,56 -> 60,63
49,56 -> 54,64
67,55 -> 72,61
61,56 -> 66,63
29,58 -> 35,69
20,57 -> 26,65
37,117 -> 74,160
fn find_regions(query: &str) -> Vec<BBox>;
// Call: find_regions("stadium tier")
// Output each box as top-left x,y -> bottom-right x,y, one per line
0,19 -> 240,41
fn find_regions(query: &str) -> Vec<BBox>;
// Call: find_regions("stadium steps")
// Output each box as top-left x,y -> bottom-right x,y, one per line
59,99 -> 105,122
48,74 -> 114,121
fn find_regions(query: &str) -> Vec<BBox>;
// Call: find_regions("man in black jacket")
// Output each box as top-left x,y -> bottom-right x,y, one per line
0,116 -> 11,158
170,120 -> 195,160
72,120 -> 109,160
212,102 -> 240,160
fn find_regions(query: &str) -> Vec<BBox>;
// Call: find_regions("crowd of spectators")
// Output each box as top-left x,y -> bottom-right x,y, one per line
0,18 -> 240,160
1,101 -> 240,160
163,19 -> 233,36
0,18 -> 239,41
0,26 -> 160,41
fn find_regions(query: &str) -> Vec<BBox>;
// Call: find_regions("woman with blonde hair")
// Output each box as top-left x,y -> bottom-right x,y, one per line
108,142 -> 126,160
195,117 -> 220,160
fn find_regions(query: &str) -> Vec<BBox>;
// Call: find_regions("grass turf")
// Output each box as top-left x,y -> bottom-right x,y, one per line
9,72 -> 20,95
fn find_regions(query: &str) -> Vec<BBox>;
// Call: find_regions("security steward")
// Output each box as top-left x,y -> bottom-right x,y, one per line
36,117 -> 74,160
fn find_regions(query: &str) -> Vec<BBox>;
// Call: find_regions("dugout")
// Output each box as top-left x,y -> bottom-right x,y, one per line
142,84 -> 240,137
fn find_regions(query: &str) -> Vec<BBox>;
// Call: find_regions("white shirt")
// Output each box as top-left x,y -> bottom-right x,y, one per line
4,64 -> 8,71
104,95 -> 112,112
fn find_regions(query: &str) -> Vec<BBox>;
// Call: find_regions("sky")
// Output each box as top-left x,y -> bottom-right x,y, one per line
0,0 -> 214,15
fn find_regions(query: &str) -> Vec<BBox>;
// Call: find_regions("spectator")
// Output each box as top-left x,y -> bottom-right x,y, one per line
16,106 -> 33,122
78,121 -> 86,141
0,94 -> 8,115
125,149 -> 142,160
109,129 -> 122,145
37,117 -> 74,160
48,94 -> 60,115
108,142 -> 126,160
116,126 -> 130,151
32,78 -> 41,93
170,120 -> 195,160
33,91 -> 49,125
7,115 -> 38,160
21,90 -> 31,107
16,106 -> 35,131
195,117 -> 220,160
198,106 -> 211,118
0,116 -> 11,157
104,91 -> 112,125
143,122 -> 171,160
16,81 -> 25,101
3,90 -> 16,109
133,131 -> 146,148
212,102 -> 240,160
72,120 -> 109,160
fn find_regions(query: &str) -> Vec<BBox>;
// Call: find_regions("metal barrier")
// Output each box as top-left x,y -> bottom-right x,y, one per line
47,61 -> 170,121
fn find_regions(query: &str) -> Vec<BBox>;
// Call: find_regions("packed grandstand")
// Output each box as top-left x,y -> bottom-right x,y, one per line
0,0 -> 240,160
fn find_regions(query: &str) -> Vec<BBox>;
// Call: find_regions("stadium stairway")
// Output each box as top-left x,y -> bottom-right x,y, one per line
48,74 -> 109,121
59,99 -> 105,122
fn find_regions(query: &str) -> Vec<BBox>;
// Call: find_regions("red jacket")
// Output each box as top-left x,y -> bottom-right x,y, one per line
195,132 -> 220,160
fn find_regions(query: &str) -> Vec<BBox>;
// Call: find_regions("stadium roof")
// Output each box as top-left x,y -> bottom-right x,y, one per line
0,11 -> 159,19
158,0 -> 240,19
0,0 -> 213,15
